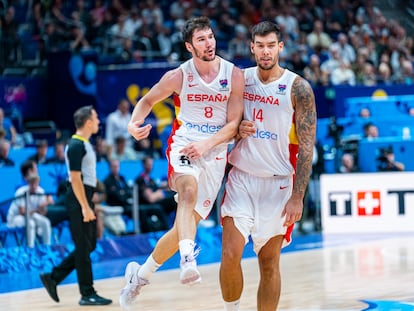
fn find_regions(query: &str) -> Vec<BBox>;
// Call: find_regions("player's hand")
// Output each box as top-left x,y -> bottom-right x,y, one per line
281,196 -> 303,227
128,120 -> 152,141
239,120 -> 255,138
180,141 -> 208,160
82,207 -> 96,222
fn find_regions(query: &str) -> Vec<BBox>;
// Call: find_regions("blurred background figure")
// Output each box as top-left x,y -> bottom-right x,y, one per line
7,173 -> 53,248
363,122 -> 379,139
105,98 -> 132,147
338,153 -> 359,173
377,146 -> 405,172
135,156 -> 176,223
0,140 -> 15,167
94,136 -> 111,162
0,108 -> 17,146
103,159 -> 132,217
46,140 -> 66,164
27,139 -> 49,164
110,136 -> 137,161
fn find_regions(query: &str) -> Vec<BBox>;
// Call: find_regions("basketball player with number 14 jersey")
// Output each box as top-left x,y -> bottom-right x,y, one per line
220,21 -> 317,311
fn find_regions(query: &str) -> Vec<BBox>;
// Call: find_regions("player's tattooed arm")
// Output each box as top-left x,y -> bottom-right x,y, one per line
292,76 -> 317,199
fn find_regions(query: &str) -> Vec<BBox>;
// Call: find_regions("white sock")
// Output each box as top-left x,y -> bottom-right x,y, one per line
224,300 -> 240,311
137,254 -> 161,280
179,239 -> 195,258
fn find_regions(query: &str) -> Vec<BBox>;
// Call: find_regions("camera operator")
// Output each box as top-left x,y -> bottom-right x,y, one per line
377,146 -> 405,172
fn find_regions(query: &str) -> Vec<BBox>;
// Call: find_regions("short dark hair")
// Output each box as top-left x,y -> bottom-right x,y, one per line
363,122 -> 375,131
73,105 -> 94,129
182,16 -> 212,44
251,21 -> 281,42
20,160 -> 36,178
115,136 -> 126,144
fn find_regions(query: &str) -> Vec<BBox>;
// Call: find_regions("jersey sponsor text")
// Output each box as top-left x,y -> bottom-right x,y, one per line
185,122 -> 223,134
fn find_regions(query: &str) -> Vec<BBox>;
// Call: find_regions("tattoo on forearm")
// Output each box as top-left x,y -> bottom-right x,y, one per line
292,78 -> 317,196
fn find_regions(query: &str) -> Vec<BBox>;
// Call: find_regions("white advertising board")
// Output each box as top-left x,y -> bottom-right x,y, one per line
320,172 -> 414,233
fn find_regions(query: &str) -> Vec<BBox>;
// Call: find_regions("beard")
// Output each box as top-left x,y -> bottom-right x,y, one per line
192,45 -> 216,62
257,60 -> 276,71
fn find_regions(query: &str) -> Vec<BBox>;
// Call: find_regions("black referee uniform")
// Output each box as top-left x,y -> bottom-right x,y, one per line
51,135 -> 98,296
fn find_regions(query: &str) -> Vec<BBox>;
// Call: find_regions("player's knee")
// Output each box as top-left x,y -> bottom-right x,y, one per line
178,185 -> 198,206
222,245 -> 243,263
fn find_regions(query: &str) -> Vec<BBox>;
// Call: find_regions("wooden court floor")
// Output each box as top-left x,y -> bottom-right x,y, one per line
1,234 -> 414,310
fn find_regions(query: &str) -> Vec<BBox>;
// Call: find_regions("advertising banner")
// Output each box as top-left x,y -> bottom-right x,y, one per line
320,172 -> 414,233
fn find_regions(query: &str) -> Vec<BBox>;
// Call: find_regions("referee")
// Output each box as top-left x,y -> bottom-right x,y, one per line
40,105 -> 112,306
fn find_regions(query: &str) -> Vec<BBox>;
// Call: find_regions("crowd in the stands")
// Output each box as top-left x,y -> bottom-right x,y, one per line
0,0 -> 413,86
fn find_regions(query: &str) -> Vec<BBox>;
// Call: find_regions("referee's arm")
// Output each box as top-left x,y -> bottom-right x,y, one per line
70,170 -> 96,222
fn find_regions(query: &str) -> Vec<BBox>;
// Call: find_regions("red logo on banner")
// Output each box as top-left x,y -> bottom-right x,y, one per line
357,191 -> 381,216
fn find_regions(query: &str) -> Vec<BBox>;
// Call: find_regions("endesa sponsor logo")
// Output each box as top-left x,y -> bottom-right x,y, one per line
185,122 -> 223,134
187,93 -> 228,102
251,128 -> 278,140
243,91 -> 279,105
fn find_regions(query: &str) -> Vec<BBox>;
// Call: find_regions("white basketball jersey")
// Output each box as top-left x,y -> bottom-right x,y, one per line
171,57 -> 234,143
229,67 -> 299,177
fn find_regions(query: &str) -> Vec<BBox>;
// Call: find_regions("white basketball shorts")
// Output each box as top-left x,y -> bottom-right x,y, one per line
167,135 -> 228,219
221,167 -> 294,254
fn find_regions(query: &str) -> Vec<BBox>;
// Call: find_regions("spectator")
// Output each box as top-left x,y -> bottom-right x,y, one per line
1,6 -> 20,65
0,140 -> 14,167
169,18 -> 190,62
105,98 -> 132,147
69,24 -> 91,52
359,107 -> 371,118
227,24 -> 251,60
0,107 -> 17,145
363,122 -> 379,139
338,153 -> 359,173
46,180 -> 69,228
41,19 -> 65,54
17,159 -> 38,188
320,45 -> 342,81
7,173 -> 54,248
134,137 -> 161,160
154,22 -> 172,58
103,159 -> 132,217
330,59 -> 356,86
377,146 -> 405,172
92,180 -> 108,239
46,140 -> 66,164
394,59 -> 414,85
306,20 -> 332,51
275,5 -> 299,40
94,136 -> 111,162
27,139 -> 49,164
107,13 -> 134,55
303,54 -> 328,87
135,156 -> 177,218
330,33 -> 356,64
377,62 -> 393,85
125,6 -> 143,34
360,61 -> 379,86
110,136 -> 137,161
286,50 -> 307,76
